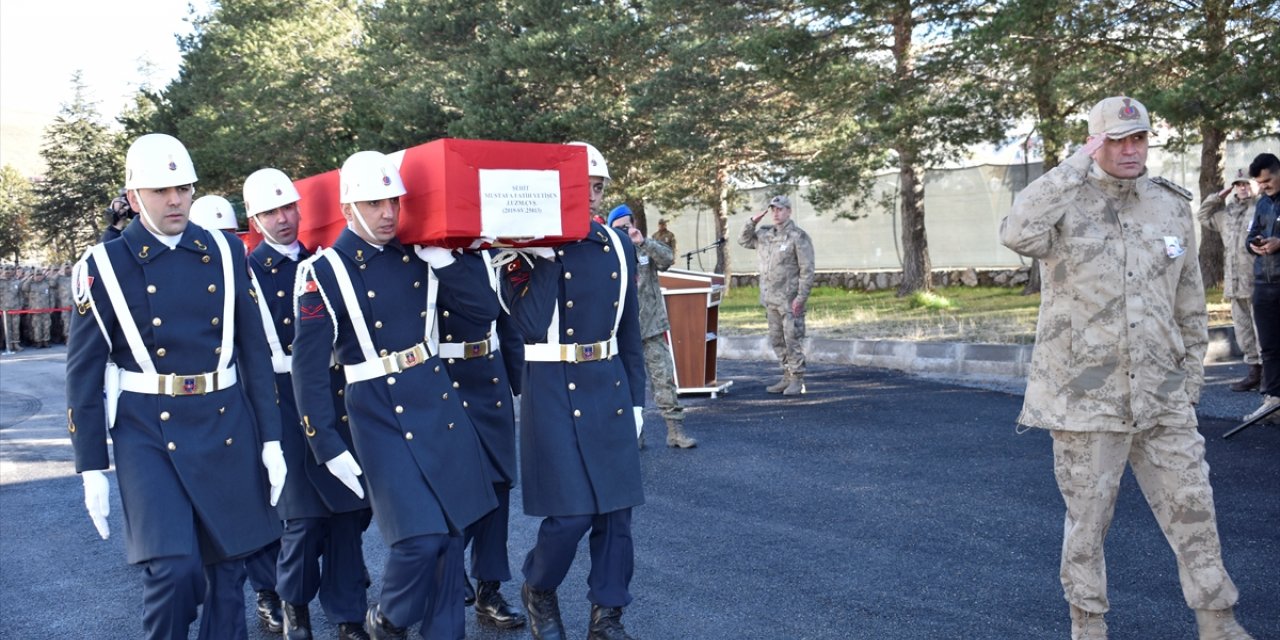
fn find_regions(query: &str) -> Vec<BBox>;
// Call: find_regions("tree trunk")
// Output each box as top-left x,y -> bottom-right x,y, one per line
714,165 -> 730,278
1198,125 -> 1226,288
896,149 -> 931,295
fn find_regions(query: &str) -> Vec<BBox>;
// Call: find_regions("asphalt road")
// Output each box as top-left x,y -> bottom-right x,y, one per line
1,347 -> 1276,639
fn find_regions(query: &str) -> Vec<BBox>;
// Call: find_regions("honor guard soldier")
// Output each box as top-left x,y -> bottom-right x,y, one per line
1000,97 -> 1255,640
501,141 -> 646,640
436,247 -> 527,630
290,150 -> 499,640
244,167 -> 374,640
65,133 -> 286,640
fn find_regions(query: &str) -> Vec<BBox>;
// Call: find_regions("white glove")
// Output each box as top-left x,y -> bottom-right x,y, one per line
633,406 -> 644,438
325,450 -> 366,499
415,245 -> 457,269
261,440 -> 287,506
82,470 -> 110,539
529,246 -> 555,260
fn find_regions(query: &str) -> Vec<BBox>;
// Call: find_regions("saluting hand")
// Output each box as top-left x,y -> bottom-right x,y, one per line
626,226 -> 644,245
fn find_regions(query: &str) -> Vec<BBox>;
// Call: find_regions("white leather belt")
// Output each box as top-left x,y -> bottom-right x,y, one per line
345,342 -> 431,383
438,335 -> 498,360
271,354 -> 293,375
119,366 -> 238,396
524,337 -> 618,363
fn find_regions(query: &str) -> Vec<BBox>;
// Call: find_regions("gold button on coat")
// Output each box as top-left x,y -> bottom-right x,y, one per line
566,328 -> 574,336
367,290 -> 376,298
156,348 -> 167,357
160,411 -> 171,421
573,409 -> 582,417
207,284 -> 217,293
225,438 -> 233,446
277,290 -> 285,298
568,382 -> 577,390
167,442 -> 177,451
201,255 -> 211,263
405,432 -> 414,440
152,317 -> 162,327
146,285 -> 157,294
395,406 -> 404,414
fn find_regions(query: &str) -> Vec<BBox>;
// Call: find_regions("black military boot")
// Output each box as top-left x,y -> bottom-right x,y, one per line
364,605 -> 408,640
282,601 -> 313,640
521,582 -> 565,640
588,604 -> 636,640
475,580 -> 527,628
338,621 -> 371,640
255,589 -> 284,633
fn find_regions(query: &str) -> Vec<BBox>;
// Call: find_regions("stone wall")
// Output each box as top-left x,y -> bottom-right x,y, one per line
729,267 -> 1033,291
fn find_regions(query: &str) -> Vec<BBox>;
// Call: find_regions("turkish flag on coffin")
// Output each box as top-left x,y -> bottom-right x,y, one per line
242,139 -> 591,251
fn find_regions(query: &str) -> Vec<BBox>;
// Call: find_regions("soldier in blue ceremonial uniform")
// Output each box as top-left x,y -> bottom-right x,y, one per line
290,150 -> 499,640
437,248 -> 528,630
245,167 -> 374,640
502,142 -> 646,640
66,133 -> 286,640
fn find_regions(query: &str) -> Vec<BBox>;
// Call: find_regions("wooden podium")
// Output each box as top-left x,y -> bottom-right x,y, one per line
658,269 -> 733,396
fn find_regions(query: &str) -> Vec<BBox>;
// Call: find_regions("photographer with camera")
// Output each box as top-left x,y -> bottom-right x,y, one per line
100,189 -> 136,244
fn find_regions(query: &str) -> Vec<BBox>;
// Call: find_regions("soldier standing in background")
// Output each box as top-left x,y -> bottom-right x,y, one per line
652,218 -> 676,256
608,204 -> 697,449
1198,169 -> 1260,391
55,264 -> 73,344
1000,96 -> 1255,640
21,267 -> 53,348
739,195 -> 815,396
1,265 -> 22,351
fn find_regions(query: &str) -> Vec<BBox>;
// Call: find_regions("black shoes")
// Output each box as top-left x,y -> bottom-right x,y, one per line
1230,364 -> 1262,392
255,590 -> 283,633
364,605 -> 408,640
282,601 -> 313,640
521,583 -> 565,640
338,621 -> 371,640
588,604 -> 636,640
475,580 -> 527,628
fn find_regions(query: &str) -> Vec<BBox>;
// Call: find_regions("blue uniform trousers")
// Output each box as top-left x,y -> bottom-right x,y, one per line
141,529 -> 252,640
196,559 -> 249,640
464,484 -> 512,582
522,508 -> 634,607
244,539 -> 279,593
277,511 -> 370,624
380,533 -> 463,640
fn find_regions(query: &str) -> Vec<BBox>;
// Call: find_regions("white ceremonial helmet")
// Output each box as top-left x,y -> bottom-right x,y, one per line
188,195 -> 238,231
568,141 -> 610,180
339,151 -> 406,204
243,168 -> 301,217
125,133 -> 198,189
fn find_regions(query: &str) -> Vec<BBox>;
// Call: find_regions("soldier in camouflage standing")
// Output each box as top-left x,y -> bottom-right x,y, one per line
21,267 -> 53,348
54,264 -> 74,344
1,265 -> 22,351
1000,96 -> 1255,640
739,195 -> 815,396
608,205 -> 697,449
651,218 -> 676,257
1198,169 -> 1260,392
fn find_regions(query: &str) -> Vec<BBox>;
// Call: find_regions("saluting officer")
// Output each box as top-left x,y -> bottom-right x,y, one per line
502,141 -> 646,640
245,167 -> 374,640
66,133 -> 286,640
291,150 -> 498,640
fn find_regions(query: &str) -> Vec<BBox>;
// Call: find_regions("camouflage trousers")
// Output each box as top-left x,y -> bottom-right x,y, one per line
1231,297 -> 1260,364
25,313 -> 51,344
643,334 -> 683,422
1051,427 -> 1239,614
2,311 -> 18,347
765,303 -> 805,375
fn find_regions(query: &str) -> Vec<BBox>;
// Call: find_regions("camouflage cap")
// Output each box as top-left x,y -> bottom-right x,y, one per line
1227,167 -> 1253,185
769,195 -> 792,209
1088,96 -> 1152,139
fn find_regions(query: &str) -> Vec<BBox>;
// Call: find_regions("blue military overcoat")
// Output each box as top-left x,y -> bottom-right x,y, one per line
438,251 -> 518,485
248,242 -> 369,519
291,229 -> 498,544
503,222 -> 646,517
66,220 -> 283,564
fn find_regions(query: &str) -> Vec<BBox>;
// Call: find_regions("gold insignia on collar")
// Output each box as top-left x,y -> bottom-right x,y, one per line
139,245 -> 150,259
194,239 -> 207,251
356,249 -> 365,262
265,256 -> 273,267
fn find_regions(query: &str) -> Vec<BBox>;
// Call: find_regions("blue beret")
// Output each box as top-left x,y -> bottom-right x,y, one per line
607,204 -> 633,226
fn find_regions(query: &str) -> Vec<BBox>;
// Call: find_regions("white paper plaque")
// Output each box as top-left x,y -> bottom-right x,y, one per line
478,169 -> 563,238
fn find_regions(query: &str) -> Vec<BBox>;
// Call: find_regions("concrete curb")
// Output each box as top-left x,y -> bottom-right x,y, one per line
718,325 -> 1242,381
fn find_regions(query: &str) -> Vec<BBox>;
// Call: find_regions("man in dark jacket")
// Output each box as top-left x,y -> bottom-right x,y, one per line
1243,152 -> 1280,425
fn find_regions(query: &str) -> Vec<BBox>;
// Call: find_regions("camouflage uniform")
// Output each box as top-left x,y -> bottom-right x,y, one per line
21,271 -> 53,347
738,217 -> 815,377
1000,151 -> 1240,617
652,226 -> 677,257
0,269 -> 22,350
631,236 -> 695,447
54,266 -> 74,344
1198,191 -> 1260,364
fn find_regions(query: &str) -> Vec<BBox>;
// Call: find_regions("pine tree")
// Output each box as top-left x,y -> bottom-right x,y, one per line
0,165 -> 36,264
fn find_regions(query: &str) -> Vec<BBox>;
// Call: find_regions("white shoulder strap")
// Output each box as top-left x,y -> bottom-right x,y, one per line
321,250 -> 379,362
601,225 -> 629,335
207,230 -> 236,371
89,243 -> 155,374
250,271 -> 287,365
480,249 -> 499,337
72,248 -> 111,351
414,246 -> 442,352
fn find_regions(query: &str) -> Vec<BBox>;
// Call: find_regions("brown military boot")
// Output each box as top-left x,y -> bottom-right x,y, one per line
1070,605 -> 1108,640
665,419 -> 697,448
1229,365 -> 1261,392
782,374 -> 806,396
1195,607 -> 1254,640
766,372 -> 791,393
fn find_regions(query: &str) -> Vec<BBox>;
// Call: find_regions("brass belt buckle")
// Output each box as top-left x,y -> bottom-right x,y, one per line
575,342 -> 602,362
464,339 -> 490,359
396,344 -> 425,370
167,374 -> 209,396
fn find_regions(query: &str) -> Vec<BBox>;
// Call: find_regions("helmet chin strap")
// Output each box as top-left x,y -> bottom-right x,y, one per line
131,188 -> 188,240
254,217 -> 284,245
347,202 -> 384,246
